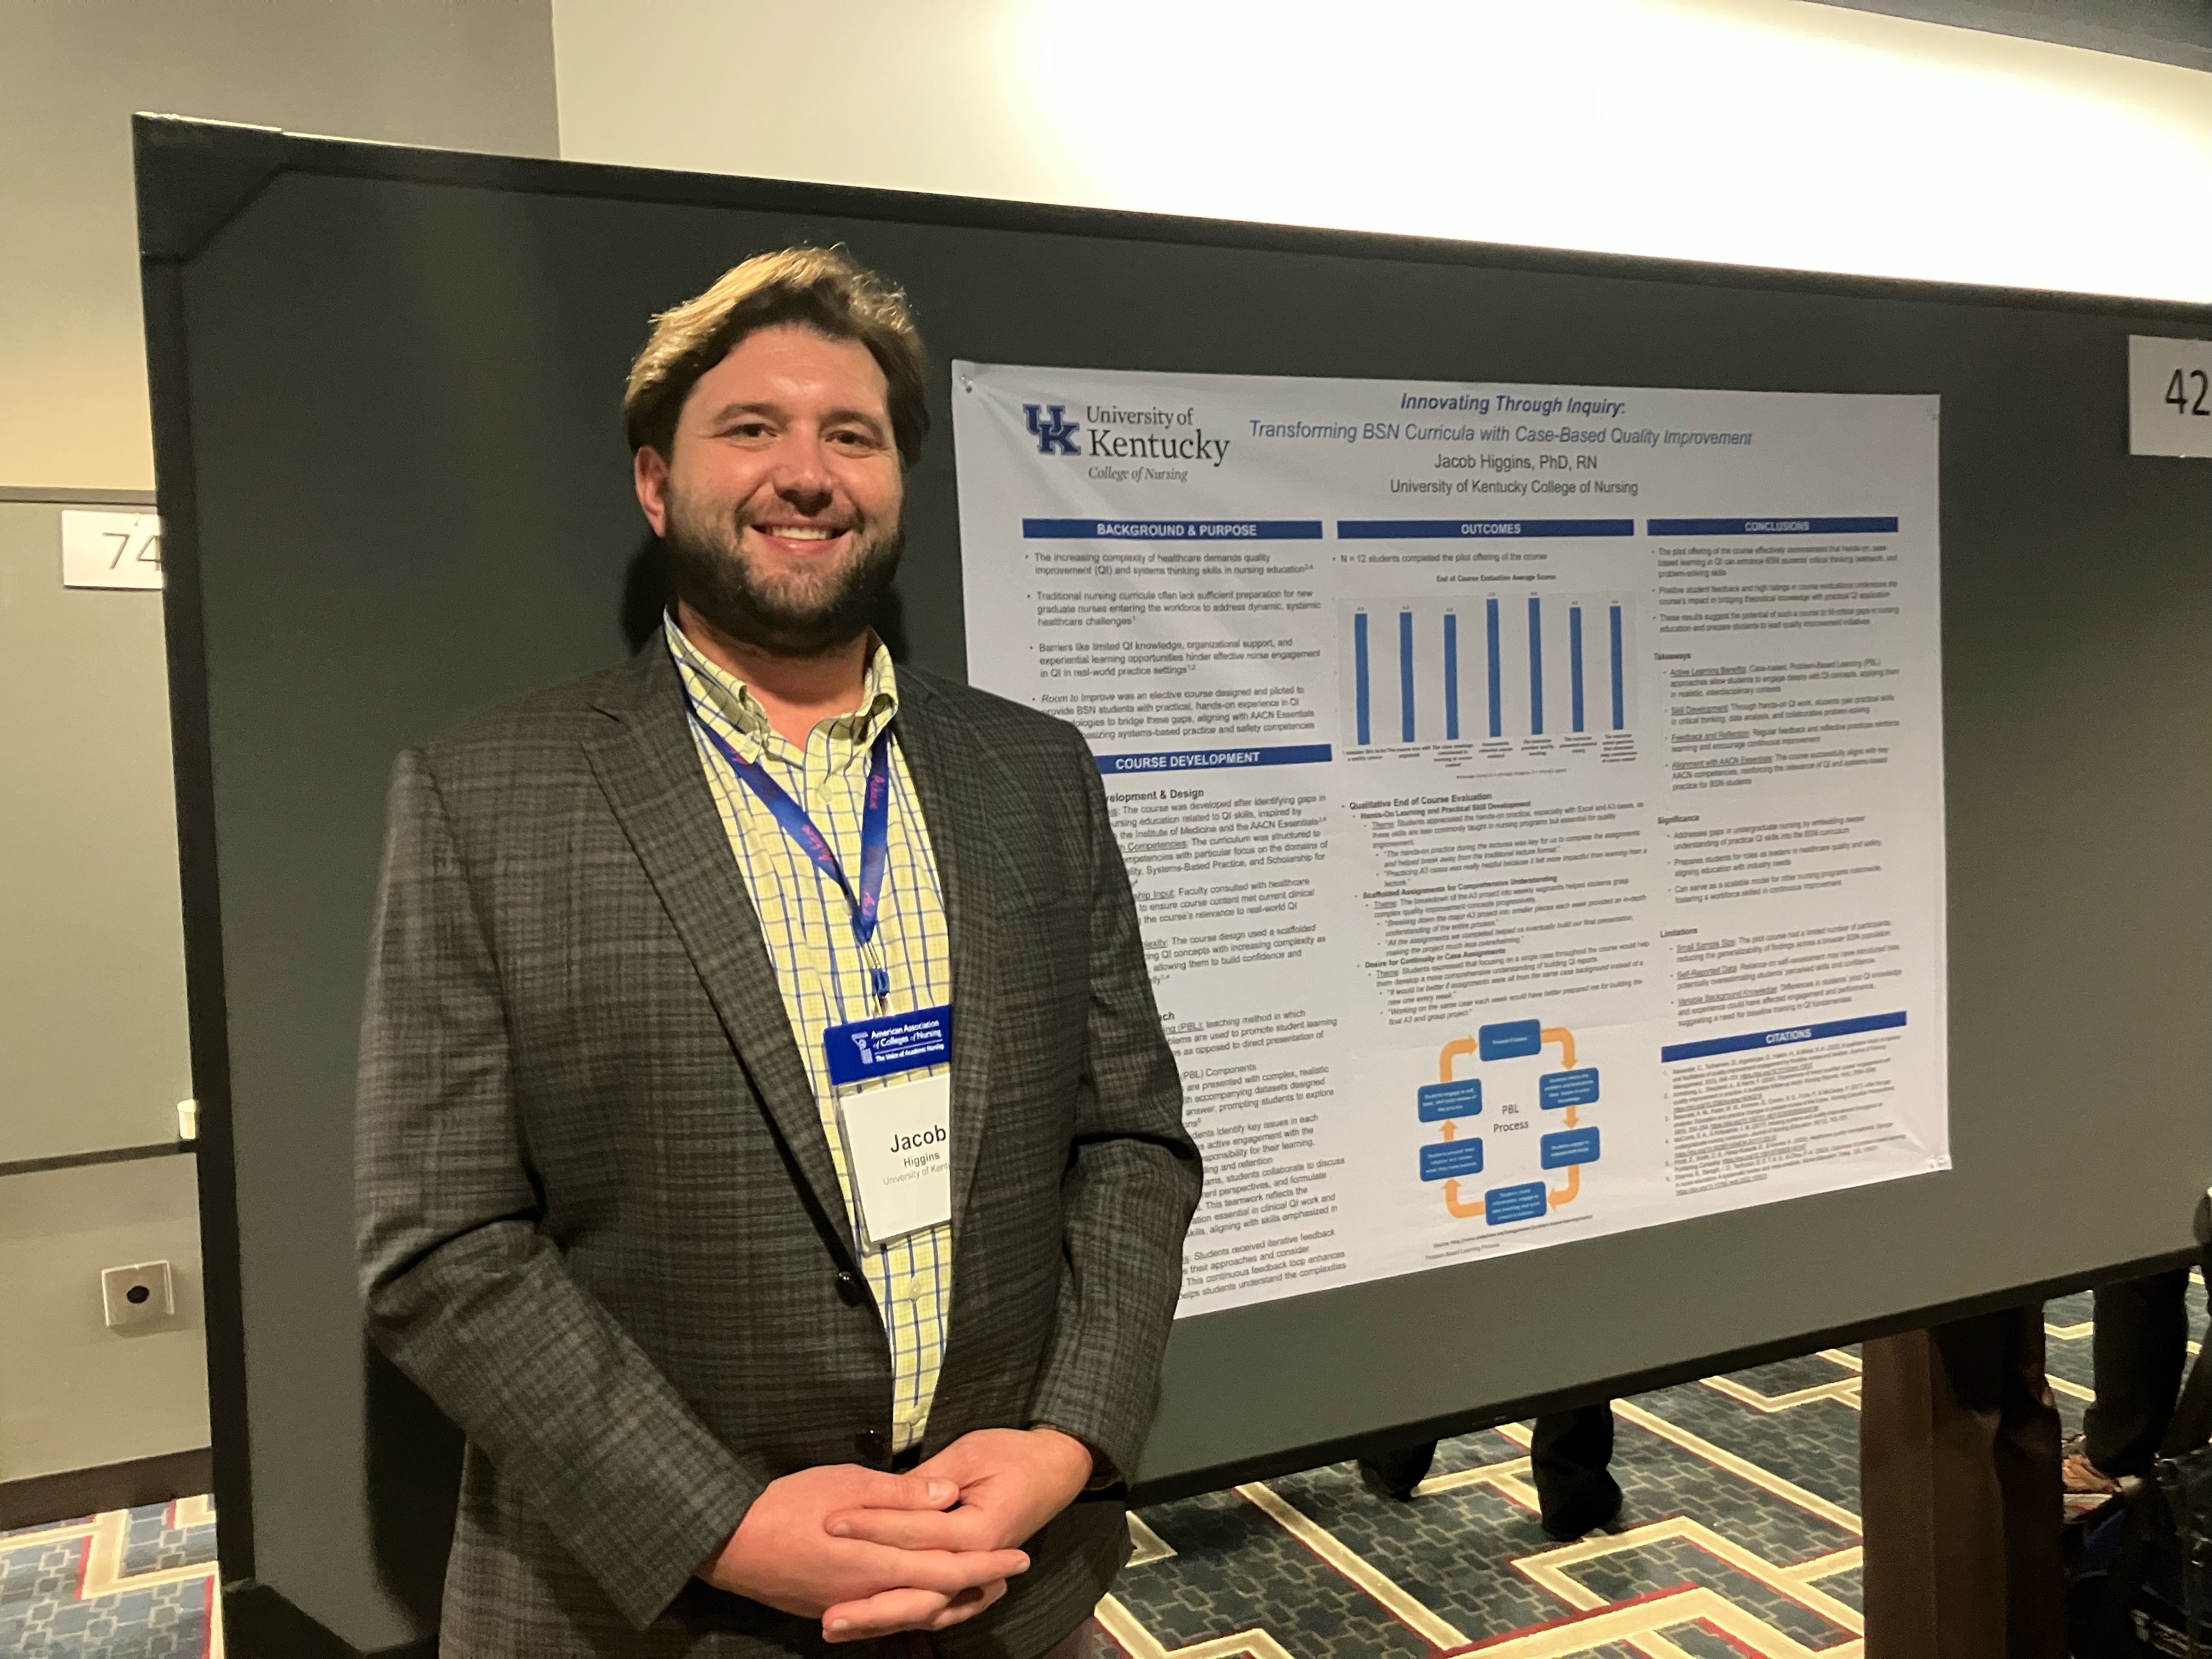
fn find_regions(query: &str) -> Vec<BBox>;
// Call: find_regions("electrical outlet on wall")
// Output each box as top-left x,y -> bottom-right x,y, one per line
102,1260 -> 175,1330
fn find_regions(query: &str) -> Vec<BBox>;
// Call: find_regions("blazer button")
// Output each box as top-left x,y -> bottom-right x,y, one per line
855,1428 -> 889,1464
835,1271 -> 866,1306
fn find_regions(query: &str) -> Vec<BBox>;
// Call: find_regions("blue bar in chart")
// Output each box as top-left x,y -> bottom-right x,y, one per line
1486,600 -> 1502,738
1570,605 -> 1585,733
1528,597 -> 1544,735
1340,594 -> 1631,752
1399,610 -> 1415,743
1354,611 -> 1370,746
1610,605 -> 1624,731
1443,612 -> 1459,740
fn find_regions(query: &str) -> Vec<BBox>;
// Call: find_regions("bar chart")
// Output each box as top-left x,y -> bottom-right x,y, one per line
1343,595 -> 1634,752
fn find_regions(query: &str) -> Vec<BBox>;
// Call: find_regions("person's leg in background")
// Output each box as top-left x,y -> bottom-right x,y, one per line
1860,1305 -> 2065,1659
2074,1265 -> 2192,1486
1356,1438 -> 1436,1500
1357,1404 -> 1621,1540
1530,1402 -> 1622,1541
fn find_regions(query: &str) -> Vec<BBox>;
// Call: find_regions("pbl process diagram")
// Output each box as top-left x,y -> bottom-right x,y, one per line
1419,1019 -> 1600,1224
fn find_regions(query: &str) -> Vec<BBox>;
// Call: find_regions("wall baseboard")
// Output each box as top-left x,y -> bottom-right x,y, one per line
0,485 -> 157,506
0,1445 -> 212,1530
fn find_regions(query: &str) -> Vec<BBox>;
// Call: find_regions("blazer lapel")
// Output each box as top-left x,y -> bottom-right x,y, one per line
581,646 -> 858,1260
890,675 -> 1002,1234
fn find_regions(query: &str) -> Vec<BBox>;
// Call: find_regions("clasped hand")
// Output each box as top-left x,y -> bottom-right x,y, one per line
697,1426 -> 1093,1644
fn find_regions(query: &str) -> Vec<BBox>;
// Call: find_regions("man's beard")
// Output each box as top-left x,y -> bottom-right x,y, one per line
661,487 -> 903,658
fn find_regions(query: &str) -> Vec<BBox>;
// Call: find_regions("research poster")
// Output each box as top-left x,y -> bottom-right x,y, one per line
953,363 -> 1948,1319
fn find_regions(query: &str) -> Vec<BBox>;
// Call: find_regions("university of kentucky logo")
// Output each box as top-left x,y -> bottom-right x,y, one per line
1023,403 -> 1080,456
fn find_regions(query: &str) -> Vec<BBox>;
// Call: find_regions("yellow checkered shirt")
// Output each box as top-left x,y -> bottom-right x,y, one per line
668,619 -> 951,1453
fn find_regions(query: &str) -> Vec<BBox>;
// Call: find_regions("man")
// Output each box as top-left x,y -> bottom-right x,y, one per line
1355,1402 -> 1622,1541
357,246 -> 1202,1658
2066,1266 -> 2198,1494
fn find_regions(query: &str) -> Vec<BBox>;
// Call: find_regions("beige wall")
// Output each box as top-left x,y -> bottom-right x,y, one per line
0,0 -> 560,491
0,490 -> 198,1494
0,499 -> 189,1166
551,0 -> 2211,302
0,0 -> 558,1502
0,1157 -> 207,1484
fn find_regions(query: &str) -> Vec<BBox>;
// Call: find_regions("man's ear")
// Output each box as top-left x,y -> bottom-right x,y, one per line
634,445 -> 672,537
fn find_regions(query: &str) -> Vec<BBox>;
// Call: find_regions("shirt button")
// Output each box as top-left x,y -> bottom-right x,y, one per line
855,1428 -> 889,1464
835,1271 -> 867,1306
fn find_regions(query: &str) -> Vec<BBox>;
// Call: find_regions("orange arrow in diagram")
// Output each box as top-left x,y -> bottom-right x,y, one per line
1541,1026 -> 1584,1202
1541,1027 -> 1581,1128
1443,1180 -> 1483,1218
1440,1037 -> 1476,1082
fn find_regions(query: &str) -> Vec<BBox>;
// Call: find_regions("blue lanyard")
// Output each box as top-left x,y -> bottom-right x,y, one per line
689,701 -> 894,1007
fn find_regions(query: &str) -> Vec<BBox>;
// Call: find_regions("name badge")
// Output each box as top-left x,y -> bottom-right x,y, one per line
824,1004 -> 953,1087
836,1074 -> 953,1250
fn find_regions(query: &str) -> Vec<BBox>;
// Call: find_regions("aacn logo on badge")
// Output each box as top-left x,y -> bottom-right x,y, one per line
1024,402 -> 1081,456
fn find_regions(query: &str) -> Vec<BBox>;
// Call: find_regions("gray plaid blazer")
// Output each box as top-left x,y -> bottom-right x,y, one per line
356,640 -> 1200,1658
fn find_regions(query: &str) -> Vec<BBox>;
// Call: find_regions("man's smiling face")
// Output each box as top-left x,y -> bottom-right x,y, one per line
637,321 -> 906,657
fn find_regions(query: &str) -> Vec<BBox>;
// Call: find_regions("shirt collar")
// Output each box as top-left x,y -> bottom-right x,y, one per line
664,612 -> 900,759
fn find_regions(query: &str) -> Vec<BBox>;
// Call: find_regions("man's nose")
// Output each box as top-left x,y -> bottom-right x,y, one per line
770,435 -> 836,510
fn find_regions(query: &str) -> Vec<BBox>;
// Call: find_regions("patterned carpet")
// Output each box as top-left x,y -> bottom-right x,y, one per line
0,1285 -> 2169,1657
1,1497 -> 218,1657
